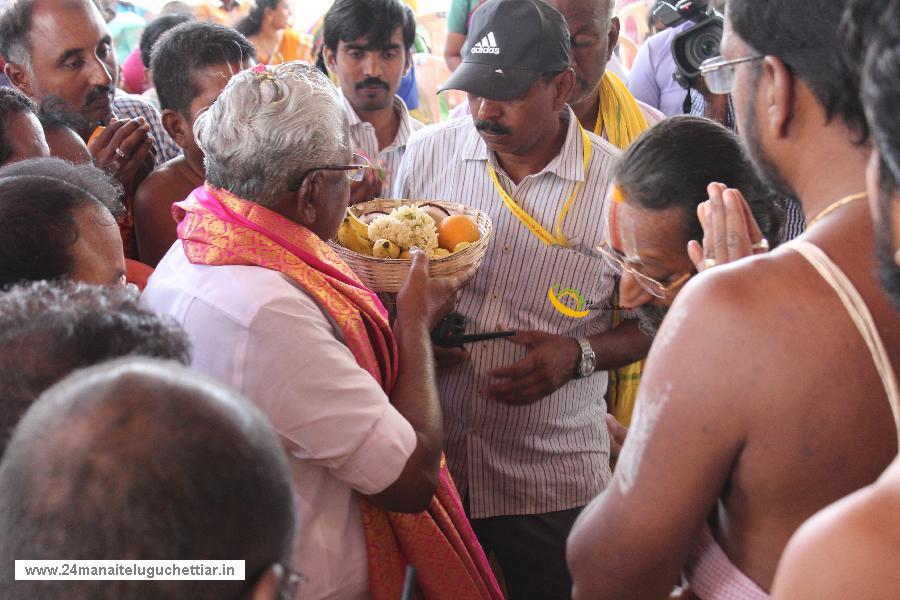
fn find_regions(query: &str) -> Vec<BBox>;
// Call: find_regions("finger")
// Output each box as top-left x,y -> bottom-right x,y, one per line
434,345 -> 470,366
113,120 -> 151,158
89,118 -> 124,148
708,184 -> 729,261
107,119 -> 144,151
406,246 -> 429,281
505,331 -> 537,348
604,413 -> 628,447
484,370 -> 547,404
687,239 -> 706,272
128,136 -> 154,168
723,189 -> 752,262
733,189 -> 767,247
487,352 -> 538,379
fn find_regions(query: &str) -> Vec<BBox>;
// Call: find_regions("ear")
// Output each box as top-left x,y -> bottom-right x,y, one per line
249,564 -> 283,600
5,61 -> 34,97
606,16 -> 621,63
143,67 -> 153,86
161,109 -> 189,147
295,171 -> 320,228
762,56 -> 794,140
553,68 -> 577,111
323,45 -> 337,73
403,48 -> 413,77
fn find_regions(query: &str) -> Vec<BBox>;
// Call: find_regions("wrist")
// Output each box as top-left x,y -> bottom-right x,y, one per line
574,336 -> 597,378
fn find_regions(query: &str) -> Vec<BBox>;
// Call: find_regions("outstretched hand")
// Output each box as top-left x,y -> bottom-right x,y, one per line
484,331 -> 581,405
687,183 -> 769,273
396,248 -> 475,331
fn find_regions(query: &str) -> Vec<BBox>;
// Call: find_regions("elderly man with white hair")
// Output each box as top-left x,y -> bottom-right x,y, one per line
141,62 -> 501,600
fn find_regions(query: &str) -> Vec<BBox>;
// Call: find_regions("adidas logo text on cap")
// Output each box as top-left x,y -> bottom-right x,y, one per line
471,31 -> 500,54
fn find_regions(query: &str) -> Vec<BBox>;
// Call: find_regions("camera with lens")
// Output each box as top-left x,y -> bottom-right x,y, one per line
652,0 -> 724,88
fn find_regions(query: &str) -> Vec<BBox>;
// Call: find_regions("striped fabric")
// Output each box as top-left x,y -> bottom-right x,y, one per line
684,524 -> 769,599
112,92 -> 181,166
780,196 -> 806,242
341,93 -> 423,197
394,110 -> 624,519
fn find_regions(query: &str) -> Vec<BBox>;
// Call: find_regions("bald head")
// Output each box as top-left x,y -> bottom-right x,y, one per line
0,358 -> 296,599
545,0 -> 618,111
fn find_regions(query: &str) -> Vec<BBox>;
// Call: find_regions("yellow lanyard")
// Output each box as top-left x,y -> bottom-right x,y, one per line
486,126 -> 592,248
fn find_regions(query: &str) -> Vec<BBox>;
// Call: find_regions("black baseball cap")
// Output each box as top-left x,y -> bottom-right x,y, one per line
438,0 -> 571,101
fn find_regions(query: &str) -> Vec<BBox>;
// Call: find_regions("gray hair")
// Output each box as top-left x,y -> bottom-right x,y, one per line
195,61 -> 348,206
0,0 -> 36,74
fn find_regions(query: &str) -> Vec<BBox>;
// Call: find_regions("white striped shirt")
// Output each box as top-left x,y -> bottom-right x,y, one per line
394,109 -> 621,518
340,92 -> 423,197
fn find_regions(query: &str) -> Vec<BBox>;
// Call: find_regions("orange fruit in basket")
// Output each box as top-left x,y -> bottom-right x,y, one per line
438,215 -> 480,251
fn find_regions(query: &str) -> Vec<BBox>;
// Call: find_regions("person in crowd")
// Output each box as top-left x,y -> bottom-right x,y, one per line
0,158 -> 125,288
236,0 -> 313,65
443,0 -> 486,71
134,22 -> 254,267
543,0 -> 661,430
323,0 -> 422,203
567,0 -> 900,597
600,115 -> 781,339
196,0 -> 249,27
545,0 -> 663,146
0,0 -> 175,258
0,87 -> 48,166
395,1 -> 650,597
141,62 -> 501,599
0,280 -> 190,454
771,1 -> 900,596
119,12 -> 193,101
37,97 -> 93,163
0,357 -> 297,599
628,0 -> 728,120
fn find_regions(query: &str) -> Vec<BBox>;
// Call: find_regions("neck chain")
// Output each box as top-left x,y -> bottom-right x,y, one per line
807,192 -> 867,229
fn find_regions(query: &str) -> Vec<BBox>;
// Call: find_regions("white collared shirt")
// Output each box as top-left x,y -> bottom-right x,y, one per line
141,244 -> 417,599
340,92 -> 423,197
394,109 -> 624,519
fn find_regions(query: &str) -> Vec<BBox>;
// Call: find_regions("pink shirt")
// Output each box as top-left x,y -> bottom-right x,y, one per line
142,243 -> 417,599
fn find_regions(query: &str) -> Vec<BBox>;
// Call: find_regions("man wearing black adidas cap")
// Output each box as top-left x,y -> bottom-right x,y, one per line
394,1 -> 650,597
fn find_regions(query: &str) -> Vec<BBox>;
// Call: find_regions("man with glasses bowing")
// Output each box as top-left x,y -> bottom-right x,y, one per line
394,1 -> 650,597
568,1 -> 900,598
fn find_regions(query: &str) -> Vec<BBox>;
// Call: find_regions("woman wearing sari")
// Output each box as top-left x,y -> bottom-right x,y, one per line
236,0 -> 314,65
141,62 -> 501,600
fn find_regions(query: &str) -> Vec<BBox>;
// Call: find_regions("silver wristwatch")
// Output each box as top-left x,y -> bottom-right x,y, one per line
575,338 -> 596,378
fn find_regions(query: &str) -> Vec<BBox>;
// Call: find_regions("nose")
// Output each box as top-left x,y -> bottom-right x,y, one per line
89,55 -> 114,88
619,271 -> 653,309
475,97 -> 502,121
362,52 -> 383,78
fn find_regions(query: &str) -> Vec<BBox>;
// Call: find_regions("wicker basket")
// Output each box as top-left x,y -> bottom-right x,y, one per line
328,199 -> 493,293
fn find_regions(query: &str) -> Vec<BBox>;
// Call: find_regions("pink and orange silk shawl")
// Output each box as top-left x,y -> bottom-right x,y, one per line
175,185 -> 503,600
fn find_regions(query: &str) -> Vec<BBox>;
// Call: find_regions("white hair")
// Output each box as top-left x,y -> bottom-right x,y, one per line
194,61 -> 348,206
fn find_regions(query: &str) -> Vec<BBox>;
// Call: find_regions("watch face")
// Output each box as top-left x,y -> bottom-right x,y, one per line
580,357 -> 595,376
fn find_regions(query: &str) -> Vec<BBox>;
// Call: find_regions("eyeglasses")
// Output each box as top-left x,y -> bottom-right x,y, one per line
289,152 -> 369,191
699,54 -> 765,95
595,241 -> 692,298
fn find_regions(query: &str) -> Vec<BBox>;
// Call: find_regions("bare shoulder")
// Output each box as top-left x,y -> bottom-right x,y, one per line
772,471 -> 900,599
643,248 -> 822,422
134,159 -> 195,209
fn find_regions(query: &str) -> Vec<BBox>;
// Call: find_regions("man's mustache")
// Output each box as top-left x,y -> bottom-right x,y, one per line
474,119 -> 510,135
355,77 -> 389,91
84,84 -> 114,108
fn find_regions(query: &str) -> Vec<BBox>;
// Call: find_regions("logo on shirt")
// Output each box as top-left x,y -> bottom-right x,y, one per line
548,284 -> 590,319
471,32 -> 500,55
